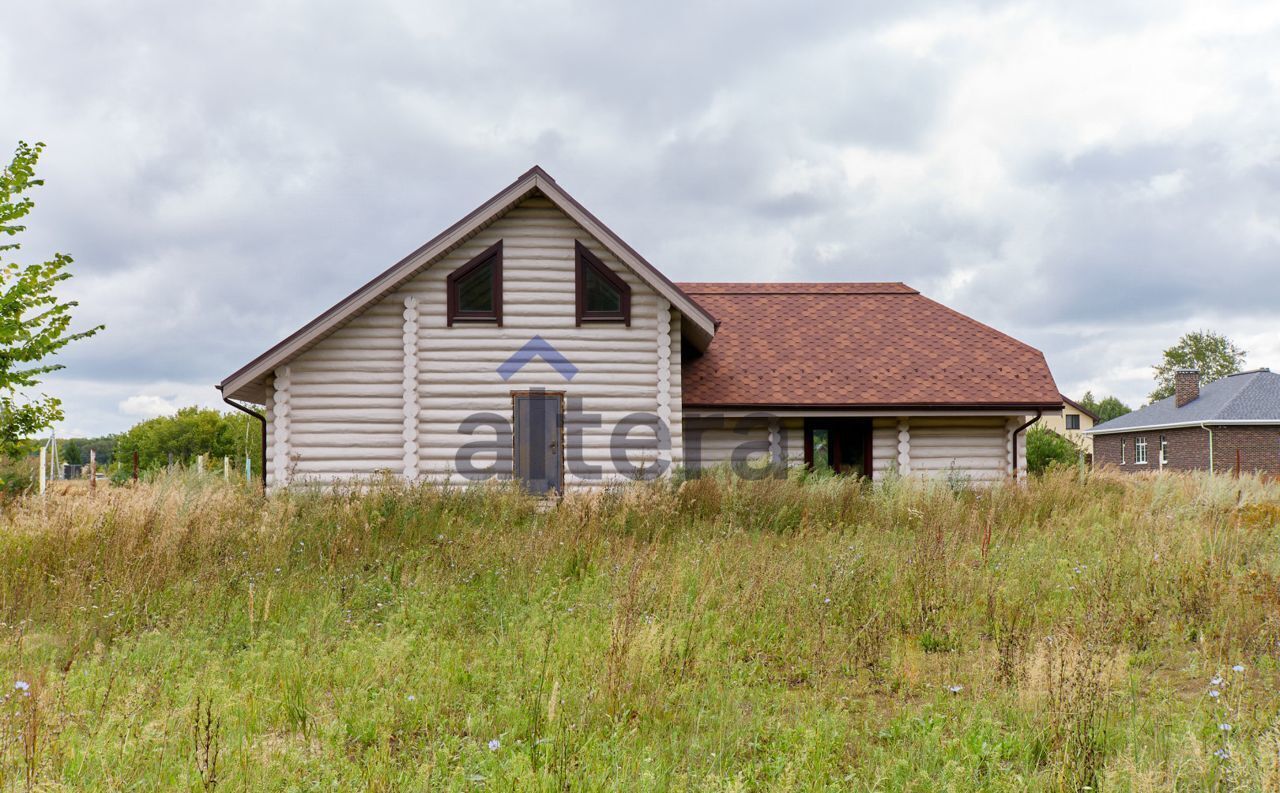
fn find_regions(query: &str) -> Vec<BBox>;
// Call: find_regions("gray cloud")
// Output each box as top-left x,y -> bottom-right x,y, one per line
2,0 -> 1279,434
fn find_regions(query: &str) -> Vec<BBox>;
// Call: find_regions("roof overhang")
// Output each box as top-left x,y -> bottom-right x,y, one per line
220,166 -> 718,403
1087,419 -> 1280,435
685,402 -> 1063,413
1060,394 -> 1100,422
687,408 -> 1050,418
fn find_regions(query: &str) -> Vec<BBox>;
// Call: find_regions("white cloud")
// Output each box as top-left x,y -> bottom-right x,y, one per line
118,394 -> 178,419
1,0 -> 1278,431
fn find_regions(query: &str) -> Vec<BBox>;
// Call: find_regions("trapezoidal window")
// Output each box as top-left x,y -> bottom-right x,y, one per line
575,241 -> 630,326
447,241 -> 502,326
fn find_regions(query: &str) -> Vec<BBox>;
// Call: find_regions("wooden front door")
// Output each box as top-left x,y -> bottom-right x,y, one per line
513,392 -> 564,495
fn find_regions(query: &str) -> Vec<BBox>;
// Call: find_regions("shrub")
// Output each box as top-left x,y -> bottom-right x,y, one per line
1027,425 -> 1081,475
0,456 -> 35,498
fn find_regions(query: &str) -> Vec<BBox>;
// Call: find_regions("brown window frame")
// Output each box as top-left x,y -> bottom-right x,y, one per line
575,241 -> 630,326
447,241 -> 503,326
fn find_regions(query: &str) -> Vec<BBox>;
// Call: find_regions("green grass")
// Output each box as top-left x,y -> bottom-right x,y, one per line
2,469 -> 1280,790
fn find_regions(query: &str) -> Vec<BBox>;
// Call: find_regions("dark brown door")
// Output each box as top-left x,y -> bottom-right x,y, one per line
514,393 -> 563,495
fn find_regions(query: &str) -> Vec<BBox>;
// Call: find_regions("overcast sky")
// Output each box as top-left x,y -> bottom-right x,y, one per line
3,1 -> 1279,436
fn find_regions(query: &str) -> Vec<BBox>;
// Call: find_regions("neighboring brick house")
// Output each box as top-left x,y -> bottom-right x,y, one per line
1087,368 -> 1280,476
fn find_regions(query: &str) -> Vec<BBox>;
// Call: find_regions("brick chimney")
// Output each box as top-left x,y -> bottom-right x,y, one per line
1174,368 -> 1200,407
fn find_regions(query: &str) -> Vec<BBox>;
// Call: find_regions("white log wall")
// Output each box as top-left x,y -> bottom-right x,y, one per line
275,301 -> 405,482
264,380 -> 276,488
682,414 -> 1025,483
684,416 -> 773,472
263,194 -> 681,489
906,416 -> 1012,483
871,419 -> 897,480
668,311 -> 684,469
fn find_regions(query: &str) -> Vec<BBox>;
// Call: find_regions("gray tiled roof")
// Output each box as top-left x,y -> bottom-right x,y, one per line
1089,369 -> 1280,434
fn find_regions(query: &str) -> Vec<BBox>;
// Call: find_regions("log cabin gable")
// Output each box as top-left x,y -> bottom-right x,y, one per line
220,167 -> 715,406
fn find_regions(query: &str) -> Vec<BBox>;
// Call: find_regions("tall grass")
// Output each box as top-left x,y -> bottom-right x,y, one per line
1,468 -> 1279,790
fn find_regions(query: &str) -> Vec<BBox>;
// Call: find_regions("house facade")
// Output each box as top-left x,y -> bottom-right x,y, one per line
220,167 -> 1063,493
1088,368 -> 1280,475
1040,394 -> 1099,454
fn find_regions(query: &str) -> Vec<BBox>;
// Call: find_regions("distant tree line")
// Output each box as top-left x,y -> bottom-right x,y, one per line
114,407 -> 263,474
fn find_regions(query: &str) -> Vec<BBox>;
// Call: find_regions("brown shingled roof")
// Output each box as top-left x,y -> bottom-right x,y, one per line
679,283 -> 1062,410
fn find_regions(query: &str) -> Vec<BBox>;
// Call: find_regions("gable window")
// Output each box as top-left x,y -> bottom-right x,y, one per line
1135,436 -> 1148,464
1065,414 -> 1080,430
575,241 -> 630,325
1159,434 -> 1168,465
447,241 -> 502,326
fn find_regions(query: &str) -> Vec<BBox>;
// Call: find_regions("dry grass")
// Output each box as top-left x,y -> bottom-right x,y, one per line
0,467 -> 1278,790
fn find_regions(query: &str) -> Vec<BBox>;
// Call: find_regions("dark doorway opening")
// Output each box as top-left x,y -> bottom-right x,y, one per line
803,418 -> 872,477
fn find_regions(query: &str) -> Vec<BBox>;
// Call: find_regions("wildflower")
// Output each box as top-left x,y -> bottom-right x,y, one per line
1219,723 -> 1232,732
823,597 -> 832,604
1211,675 -> 1223,686
488,738 -> 501,751
14,680 -> 29,692
1209,689 -> 1221,699
1232,664 -> 1245,673
406,695 -> 416,702
1214,748 -> 1231,760
948,685 -> 963,694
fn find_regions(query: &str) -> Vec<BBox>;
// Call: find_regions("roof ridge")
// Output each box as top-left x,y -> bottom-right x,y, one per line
1227,367 -> 1273,377
1218,370 -> 1269,414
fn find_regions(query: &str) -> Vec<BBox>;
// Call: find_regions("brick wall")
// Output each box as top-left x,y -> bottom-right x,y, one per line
1093,425 -> 1280,475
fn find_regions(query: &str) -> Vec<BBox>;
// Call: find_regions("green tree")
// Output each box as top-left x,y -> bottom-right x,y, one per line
1077,391 -> 1132,424
1,141 -> 104,456
61,437 -> 83,465
1094,396 -> 1131,423
1078,391 -> 1132,423
1026,425 -> 1081,475
115,407 -> 262,475
1150,330 -> 1245,402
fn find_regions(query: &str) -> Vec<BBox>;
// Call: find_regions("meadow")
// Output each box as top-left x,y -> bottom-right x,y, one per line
2,469 -> 1279,791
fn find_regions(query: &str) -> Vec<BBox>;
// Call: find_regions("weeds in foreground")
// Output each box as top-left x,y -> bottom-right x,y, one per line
0,468 -> 1277,789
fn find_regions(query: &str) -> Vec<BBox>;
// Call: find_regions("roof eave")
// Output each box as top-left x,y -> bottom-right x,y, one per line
1087,419 -> 1280,435
1059,394 -> 1101,422
683,401 -> 1064,412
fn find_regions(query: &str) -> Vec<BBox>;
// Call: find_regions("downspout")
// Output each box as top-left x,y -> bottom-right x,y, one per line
1199,423 -> 1214,474
1010,410 -> 1043,478
222,391 -> 267,493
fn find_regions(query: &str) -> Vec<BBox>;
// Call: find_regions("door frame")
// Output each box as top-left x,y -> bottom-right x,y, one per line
510,390 -> 566,495
802,417 -> 873,477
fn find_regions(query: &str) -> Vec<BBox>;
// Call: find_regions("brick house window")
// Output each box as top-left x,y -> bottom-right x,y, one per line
1159,434 -> 1167,464
1135,437 -> 1148,464
1065,414 -> 1080,430
1120,439 -> 1126,464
